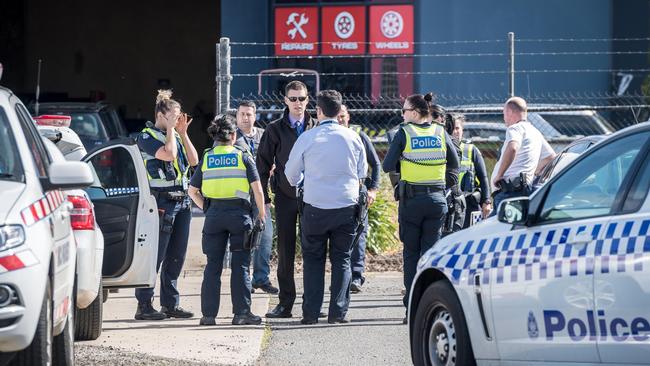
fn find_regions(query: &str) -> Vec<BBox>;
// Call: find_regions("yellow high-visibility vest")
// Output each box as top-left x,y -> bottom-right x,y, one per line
400,123 -> 447,184
140,127 -> 189,189
200,145 -> 250,200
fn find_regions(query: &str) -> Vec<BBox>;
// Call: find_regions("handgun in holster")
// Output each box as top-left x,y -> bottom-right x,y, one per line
352,186 -> 369,249
244,218 -> 265,250
297,185 -> 305,215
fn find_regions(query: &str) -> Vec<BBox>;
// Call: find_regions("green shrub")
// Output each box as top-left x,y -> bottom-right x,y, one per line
366,174 -> 400,254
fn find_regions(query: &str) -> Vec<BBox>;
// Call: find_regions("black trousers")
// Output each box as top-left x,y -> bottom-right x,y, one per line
274,191 -> 300,309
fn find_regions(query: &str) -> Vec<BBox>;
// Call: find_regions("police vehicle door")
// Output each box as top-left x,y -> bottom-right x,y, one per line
82,139 -> 159,288
592,132 -> 650,364
488,136 -> 648,363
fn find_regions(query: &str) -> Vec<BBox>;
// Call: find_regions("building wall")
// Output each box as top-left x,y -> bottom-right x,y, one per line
415,0 -> 613,98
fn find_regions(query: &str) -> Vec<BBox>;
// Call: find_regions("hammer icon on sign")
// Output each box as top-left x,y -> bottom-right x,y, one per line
286,12 -> 309,40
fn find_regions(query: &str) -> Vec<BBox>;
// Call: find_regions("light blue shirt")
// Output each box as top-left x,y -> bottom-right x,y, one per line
285,119 -> 368,209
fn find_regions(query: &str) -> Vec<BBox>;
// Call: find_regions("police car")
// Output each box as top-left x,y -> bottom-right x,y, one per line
0,87 -> 94,365
408,122 -> 650,365
34,114 -> 162,339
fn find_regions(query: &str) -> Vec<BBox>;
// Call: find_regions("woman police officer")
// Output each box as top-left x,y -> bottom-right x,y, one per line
382,93 -> 460,323
188,114 -> 266,326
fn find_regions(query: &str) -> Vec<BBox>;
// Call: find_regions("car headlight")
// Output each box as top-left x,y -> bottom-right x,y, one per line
0,225 -> 26,251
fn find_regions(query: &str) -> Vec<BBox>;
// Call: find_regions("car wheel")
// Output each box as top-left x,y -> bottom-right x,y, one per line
412,281 -> 475,366
75,283 -> 103,340
11,277 -> 53,366
53,305 -> 74,366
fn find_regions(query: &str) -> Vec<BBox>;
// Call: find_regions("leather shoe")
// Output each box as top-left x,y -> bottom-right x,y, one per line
265,304 -> 292,318
300,318 -> 318,325
327,317 -> 350,324
199,316 -> 216,326
233,312 -> 262,325
161,306 -> 194,319
253,283 -> 279,295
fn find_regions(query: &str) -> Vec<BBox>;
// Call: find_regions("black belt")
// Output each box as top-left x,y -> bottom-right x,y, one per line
207,198 -> 250,209
152,191 -> 187,202
409,185 -> 444,195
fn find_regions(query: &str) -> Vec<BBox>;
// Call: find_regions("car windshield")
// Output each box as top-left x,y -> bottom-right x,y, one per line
0,107 -> 25,182
463,125 -> 505,140
42,111 -> 109,149
537,113 -> 607,136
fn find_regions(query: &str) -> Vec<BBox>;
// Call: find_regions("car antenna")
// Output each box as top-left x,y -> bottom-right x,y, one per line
35,59 -> 42,116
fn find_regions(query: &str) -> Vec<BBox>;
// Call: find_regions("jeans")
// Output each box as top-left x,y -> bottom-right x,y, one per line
251,205 -> 273,286
490,187 -> 531,218
135,196 -> 192,308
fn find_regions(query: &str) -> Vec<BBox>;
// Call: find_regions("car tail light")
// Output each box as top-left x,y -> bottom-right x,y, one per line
97,150 -> 113,167
67,195 -> 95,230
34,115 -> 72,127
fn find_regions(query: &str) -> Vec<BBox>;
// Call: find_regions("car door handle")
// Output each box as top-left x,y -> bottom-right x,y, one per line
568,232 -> 592,245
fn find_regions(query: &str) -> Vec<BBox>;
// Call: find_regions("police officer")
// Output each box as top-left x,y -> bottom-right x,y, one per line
135,90 -> 198,320
450,113 -> 492,225
490,97 -> 556,215
382,93 -> 459,324
285,90 -> 367,324
187,114 -> 266,326
443,112 -> 467,234
337,104 -> 380,293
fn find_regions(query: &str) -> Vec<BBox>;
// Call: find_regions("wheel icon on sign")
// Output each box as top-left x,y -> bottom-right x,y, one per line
334,11 -> 355,39
380,11 -> 403,39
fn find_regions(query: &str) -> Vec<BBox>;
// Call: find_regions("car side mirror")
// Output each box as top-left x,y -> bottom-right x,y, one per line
498,197 -> 530,225
43,161 -> 94,190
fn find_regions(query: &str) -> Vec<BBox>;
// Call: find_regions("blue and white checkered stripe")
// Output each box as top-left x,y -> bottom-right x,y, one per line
425,219 -> 650,286
106,187 -> 139,197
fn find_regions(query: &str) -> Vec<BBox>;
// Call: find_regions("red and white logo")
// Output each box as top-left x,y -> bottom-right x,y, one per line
275,7 -> 319,56
380,11 -> 404,39
321,6 -> 366,55
369,5 -> 414,55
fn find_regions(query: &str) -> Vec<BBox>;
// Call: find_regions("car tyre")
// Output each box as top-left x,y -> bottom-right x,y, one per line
75,283 -> 103,340
53,307 -> 74,366
412,281 -> 475,366
11,277 -> 53,366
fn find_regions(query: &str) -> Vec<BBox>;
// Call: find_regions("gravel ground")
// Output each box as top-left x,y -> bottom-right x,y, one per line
257,272 -> 410,366
75,345 -> 222,366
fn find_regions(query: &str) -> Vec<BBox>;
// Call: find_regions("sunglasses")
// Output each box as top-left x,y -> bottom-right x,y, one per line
287,96 -> 307,102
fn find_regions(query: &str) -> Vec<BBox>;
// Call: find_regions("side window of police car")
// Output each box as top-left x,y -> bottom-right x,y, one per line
86,147 -> 138,197
14,103 -> 50,177
539,132 -> 649,222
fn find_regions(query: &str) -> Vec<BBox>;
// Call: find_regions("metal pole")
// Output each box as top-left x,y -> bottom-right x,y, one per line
215,43 -> 221,116
508,32 -> 515,97
219,37 -> 232,115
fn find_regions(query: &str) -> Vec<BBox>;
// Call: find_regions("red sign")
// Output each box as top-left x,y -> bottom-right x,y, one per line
321,6 -> 366,55
369,5 -> 414,55
275,7 -> 319,56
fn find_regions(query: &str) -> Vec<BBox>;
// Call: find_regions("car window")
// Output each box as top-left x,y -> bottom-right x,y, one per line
0,107 -> 25,182
538,114 -> 606,136
539,131 -> 649,223
85,146 -> 139,198
621,152 -> 650,213
566,142 -> 590,154
15,103 -> 50,178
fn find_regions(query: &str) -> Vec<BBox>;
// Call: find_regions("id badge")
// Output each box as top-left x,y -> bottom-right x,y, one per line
182,177 -> 189,191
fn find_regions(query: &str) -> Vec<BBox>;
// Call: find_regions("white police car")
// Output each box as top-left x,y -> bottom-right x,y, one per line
408,122 -> 650,365
0,87 -> 94,365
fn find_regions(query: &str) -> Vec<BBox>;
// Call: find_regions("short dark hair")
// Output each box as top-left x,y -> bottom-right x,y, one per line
238,100 -> 256,111
284,80 -> 308,95
316,90 -> 342,118
207,114 -> 237,143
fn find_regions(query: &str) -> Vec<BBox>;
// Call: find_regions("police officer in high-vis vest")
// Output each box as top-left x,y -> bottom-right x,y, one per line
450,113 -> 492,227
188,114 -> 266,326
135,90 -> 199,320
382,93 -> 459,324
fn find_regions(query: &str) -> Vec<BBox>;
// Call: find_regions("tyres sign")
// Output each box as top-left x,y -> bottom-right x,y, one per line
369,5 -> 414,55
321,6 -> 366,55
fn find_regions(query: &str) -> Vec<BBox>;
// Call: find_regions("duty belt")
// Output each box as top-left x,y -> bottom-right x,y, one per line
152,191 -> 187,202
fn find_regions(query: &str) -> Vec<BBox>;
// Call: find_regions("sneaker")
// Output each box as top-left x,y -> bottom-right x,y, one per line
199,316 -> 216,326
350,278 -> 363,293
161,306 -> 194,319
233,312 -> 262,325
134,302 -> 166,321
253,283 -> 279,295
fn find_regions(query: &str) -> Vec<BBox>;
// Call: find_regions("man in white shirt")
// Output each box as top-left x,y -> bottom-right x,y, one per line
490,97 -> 556,216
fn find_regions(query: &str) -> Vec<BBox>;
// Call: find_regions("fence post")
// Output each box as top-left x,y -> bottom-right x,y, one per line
216,37 -> 232,116
508,32 -> 515,98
